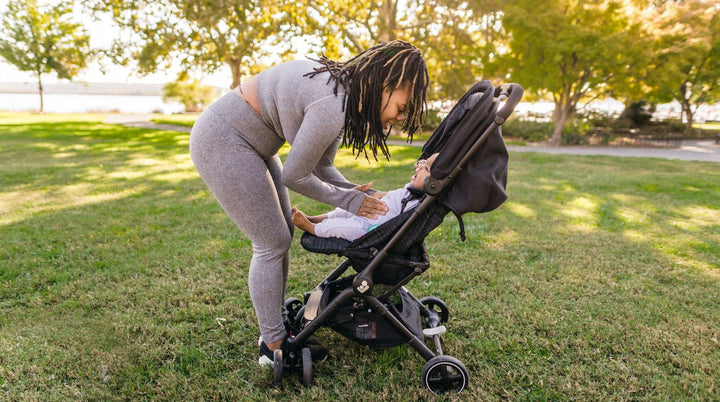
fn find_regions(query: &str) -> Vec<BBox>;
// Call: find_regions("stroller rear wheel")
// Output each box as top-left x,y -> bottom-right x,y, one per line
421,355 -> 468,394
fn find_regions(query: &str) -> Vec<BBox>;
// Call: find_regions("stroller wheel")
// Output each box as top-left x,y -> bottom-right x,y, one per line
272,349 -> 283,387
420,296 -> 450,323
284,297 -> 303,320
421,355 -> 468,394
301,347 -> 313,387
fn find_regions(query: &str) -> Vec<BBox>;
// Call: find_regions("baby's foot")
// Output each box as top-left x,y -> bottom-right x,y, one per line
291,207 -> 316,235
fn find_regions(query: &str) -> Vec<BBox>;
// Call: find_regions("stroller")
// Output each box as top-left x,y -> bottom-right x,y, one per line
275,81 -> 523,394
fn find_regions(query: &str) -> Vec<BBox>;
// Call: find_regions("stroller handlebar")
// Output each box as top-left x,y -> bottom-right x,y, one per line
495,83 -> 524,122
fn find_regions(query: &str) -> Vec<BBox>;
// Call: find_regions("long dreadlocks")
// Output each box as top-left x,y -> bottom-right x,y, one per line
304,40 -> 429,160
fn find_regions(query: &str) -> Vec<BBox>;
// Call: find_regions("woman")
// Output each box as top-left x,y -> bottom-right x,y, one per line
189,40 -> 429,366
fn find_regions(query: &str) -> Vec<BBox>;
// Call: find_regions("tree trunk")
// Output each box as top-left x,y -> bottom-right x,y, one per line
679,82 -> 694,135
377,1 -> 398,42
681,99 -> 694,135
37,75 -> 44,113
550,102 -> 571,146
228,58 -> 242,90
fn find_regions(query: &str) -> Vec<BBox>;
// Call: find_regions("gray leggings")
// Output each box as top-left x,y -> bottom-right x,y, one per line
189,91 -> 291,344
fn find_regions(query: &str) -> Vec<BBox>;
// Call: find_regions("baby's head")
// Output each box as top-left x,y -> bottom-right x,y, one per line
410,153 -> 439,190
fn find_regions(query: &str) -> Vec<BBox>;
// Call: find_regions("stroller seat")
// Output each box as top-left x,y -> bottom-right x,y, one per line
276,81 -> 523,394
300,204 -> 438,285
300,230 -> 430,286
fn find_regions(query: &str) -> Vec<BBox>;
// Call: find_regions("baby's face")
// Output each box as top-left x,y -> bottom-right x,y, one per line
410,154 -> 438,189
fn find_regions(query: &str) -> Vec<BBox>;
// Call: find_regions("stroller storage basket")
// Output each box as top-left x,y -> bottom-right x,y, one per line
326,284 -> 423,348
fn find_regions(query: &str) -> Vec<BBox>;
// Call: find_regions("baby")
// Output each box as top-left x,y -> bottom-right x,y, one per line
292,153 -> 438,241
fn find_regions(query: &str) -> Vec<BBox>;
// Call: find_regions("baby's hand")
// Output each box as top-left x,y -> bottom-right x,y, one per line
353,182 -> 374,192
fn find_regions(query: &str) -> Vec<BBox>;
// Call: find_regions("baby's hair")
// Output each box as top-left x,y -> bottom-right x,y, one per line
304,40 -> 429,160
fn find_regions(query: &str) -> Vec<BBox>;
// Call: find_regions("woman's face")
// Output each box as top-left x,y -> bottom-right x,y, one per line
380,85 -> 410,131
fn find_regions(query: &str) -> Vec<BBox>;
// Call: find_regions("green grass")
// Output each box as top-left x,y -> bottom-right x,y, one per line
697,122 -> 720,132
1,112 -> 719,400
150,114 -> 198,128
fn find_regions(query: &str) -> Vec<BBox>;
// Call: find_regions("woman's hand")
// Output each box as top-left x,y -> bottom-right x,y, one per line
354,181 -> 388,218
358,195 -> 388,219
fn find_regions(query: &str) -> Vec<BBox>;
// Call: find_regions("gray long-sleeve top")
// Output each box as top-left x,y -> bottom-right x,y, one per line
256,59 -> 368,214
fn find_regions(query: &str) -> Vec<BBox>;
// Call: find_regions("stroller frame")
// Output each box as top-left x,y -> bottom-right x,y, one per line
275,83 -> 524,394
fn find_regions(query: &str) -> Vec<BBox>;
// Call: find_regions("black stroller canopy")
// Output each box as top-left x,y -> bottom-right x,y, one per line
420,80 -> 509,216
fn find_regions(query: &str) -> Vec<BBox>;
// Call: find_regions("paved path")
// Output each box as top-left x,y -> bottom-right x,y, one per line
506,140 -> 720,163
105,114 -> 720,163
394,139 -> 720,163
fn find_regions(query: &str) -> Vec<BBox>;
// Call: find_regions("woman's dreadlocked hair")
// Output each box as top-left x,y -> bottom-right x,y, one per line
304,40 -> 429,160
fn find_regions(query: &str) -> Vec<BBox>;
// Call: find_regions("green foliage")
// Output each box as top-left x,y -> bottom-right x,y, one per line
619,101 -> 655,127
54,0 -> 717,142
0,0 -> 93,111
162,79 -> 220,113
495,0 -> 650,144
88,0 -> 303,88
87,0 -> 494,99
422,108 -> 444,131
502,118 -> 553,142
502,117 -> 589,145
302,0 -> 496,99
639,1 -> 720,132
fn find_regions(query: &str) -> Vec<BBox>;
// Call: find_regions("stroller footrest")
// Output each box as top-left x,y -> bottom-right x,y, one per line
423,326 -> 446,337
303,288 -> 324,321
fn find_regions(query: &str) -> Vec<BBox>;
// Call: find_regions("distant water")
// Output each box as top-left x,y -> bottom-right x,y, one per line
0,92 -> 184,114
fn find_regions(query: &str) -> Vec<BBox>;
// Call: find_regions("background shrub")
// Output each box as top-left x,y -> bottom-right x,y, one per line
502,118 -> 553,142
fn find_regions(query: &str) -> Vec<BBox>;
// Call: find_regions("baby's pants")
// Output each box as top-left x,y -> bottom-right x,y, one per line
315,208 -> 370,241
189,91 -> 290,344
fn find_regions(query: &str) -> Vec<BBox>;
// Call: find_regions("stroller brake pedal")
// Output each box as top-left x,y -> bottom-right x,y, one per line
423,326 -> 446,337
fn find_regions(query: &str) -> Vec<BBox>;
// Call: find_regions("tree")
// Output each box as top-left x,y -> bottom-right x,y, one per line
303,0 -> 498,99
495,0 -> 647,145
89,0 -> 316,89
640,1 -> 720,134
89,0 -> 498,99
162,78 -> 219,113
0,0 -> 92,112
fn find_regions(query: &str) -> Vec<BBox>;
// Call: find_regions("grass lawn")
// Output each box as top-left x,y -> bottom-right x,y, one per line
698,122 -> 720,132
150,114 -> 198,128
1,112 -> 719,400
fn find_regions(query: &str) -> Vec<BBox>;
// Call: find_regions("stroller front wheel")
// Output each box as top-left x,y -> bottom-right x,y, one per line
421,355 -> 469,394
301,347 -> 313,387
272,349 -> 283,386
420,296 -> 450,323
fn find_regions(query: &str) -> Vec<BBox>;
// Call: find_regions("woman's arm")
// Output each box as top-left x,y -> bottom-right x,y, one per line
311,134 -> 356,189
281,97 -> 377,215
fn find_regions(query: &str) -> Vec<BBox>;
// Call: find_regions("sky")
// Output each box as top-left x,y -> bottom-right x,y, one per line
0,0 -> 232,87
